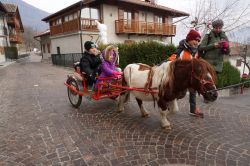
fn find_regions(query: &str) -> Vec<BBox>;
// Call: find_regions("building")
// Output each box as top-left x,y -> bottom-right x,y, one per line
229,41 -> 250,75
41,0 -> 189,55
0,2 -> 24,62
0,2 -> 9,63
34,30 -> 51,59
3,3 -> 24,47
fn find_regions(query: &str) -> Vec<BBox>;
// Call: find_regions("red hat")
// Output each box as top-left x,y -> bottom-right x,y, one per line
186,29 -> 201,42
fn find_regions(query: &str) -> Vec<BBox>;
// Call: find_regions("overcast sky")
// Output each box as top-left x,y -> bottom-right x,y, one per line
22,0 -> 191,13
22,0 -> 250,43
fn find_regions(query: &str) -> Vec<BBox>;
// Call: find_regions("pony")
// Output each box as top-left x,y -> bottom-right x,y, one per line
117,58 -> 218,129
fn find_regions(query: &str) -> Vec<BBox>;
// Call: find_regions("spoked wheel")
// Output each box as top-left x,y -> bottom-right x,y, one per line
67,78 -> 82,108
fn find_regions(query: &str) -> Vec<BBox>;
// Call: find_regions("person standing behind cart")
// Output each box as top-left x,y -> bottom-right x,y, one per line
80,41 -> 102,88
168,29 -> 204,118
198,19 -> 230,73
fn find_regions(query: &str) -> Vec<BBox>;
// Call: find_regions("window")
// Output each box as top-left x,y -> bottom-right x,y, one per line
64,12 -> 78,22
81,8 -> 99,20
74,12 -> 78,19
124,11 -> 132,20
56,18 -> 62,25
154,15 -> 163,23
123,10 -> 132,29
57,47 -> 60,55
64,16 -> 69,22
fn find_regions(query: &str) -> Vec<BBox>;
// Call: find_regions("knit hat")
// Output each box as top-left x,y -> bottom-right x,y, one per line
212,19 -> 224,28
186,29 -> 201,42
84,41 -> 96,51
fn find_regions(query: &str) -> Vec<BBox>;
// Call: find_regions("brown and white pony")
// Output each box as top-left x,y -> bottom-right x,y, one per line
117,59 -> 218,129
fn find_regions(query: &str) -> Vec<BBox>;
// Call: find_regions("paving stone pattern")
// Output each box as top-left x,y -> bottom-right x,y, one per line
0,56 -> 250,166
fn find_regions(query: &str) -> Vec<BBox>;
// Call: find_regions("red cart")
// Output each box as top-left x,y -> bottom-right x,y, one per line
64,63 -> 158,108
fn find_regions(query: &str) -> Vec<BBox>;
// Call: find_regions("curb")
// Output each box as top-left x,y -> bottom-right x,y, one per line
0,61 -> 16,69
218,86 -> 250,97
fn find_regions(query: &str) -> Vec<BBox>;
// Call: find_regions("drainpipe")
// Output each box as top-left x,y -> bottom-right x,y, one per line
79,1 -> 84,55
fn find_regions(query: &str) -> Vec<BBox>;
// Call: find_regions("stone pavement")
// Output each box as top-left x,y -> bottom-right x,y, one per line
0,54 -> 250,166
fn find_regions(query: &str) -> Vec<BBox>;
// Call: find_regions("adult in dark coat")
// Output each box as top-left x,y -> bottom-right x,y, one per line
80,41 -> 102,86
198,19 -> 230,73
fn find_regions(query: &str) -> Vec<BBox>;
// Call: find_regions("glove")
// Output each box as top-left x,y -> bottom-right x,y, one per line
219,40 -> 229,53
168,54 -> 177,61
112,71 -> 123,75
112,71 -> 123,78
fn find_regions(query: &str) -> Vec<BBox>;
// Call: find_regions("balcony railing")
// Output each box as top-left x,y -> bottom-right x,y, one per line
7,17 -> 21,29
115,20 -> 176,36
9,33 -> 23,43
50,18 -> 101,36
50,19 -> 79,36
81,18 -> 100,31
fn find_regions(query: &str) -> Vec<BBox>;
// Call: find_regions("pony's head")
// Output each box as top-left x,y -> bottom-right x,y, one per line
188,58 -> 218,101
160,59 -> 218,102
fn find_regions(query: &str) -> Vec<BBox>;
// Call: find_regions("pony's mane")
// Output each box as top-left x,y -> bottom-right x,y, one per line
159,61 -> 175,97
193,58 -> 217,82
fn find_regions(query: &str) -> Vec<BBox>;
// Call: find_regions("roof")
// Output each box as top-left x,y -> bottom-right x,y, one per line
119,0 -> 189,17
34,30 -> 50,38
42,1 -> 84,22
2,3 -> 24,32
2,3 -> 17,13
42,0 -> 189,22
0,2 -> 7,13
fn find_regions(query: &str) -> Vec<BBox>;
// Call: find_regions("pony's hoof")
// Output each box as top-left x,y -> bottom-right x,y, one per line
116,109 -> 124,113
162,125 -> 171,130
142,114 -> 150,118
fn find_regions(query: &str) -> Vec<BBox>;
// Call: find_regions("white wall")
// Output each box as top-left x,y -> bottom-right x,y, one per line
228,56 -> 250,75
102,4 -> 172,44
40,35 -> 51,59
51,33 -> 82,54
0,16 -> 6,63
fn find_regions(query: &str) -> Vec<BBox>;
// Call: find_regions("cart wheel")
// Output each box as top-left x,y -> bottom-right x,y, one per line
67,78 -> 82,108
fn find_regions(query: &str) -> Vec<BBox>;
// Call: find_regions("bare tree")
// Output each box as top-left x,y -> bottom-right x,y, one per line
21,26 -> 40,52
181,0 -> 250,37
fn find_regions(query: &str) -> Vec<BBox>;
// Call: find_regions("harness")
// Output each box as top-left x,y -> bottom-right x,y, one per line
190,59 -> 215,95
138,64 -> 157,106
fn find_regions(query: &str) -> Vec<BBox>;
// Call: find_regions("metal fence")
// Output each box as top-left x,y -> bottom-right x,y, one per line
51,53 -> 83,68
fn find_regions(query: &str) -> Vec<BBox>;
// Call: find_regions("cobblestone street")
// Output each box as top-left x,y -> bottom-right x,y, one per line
0,55 -> 250,166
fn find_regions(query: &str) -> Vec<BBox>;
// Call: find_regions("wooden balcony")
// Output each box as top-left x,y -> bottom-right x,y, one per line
50,19 -> 79,36
7,17 -> 21,29
9,33 -> 23,44
115,20 -> 176,36
7,17 -> 15,24
50,19 -> 101,36
81,18 -> 99,31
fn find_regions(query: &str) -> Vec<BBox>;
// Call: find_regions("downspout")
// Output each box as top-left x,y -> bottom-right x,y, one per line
79,1 -> 84,55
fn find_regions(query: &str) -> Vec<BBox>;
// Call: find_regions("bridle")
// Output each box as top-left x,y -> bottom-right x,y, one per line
190,59 -> 215,95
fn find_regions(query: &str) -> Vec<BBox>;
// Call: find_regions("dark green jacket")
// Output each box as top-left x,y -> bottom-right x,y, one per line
198,31 -> 230,72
